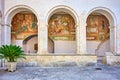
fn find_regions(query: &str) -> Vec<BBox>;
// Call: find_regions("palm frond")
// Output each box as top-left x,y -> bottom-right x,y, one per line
0,44 -> 26,62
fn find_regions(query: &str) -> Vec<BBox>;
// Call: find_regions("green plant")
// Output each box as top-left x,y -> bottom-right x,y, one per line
0,44 -> 26,62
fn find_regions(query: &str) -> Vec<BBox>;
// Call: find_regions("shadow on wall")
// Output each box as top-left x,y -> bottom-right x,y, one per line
96,40 -> 110,56
23,35 -> 38,53
48,37 -> 54,53
87,40 -> 110,56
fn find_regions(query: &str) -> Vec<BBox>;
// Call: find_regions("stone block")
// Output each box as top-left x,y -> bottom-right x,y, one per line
46,61 -> 77,67
16,55 -> 97,67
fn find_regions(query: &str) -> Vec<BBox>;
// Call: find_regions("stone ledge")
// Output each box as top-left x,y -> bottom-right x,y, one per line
17,55 -> 97,67
105,52 -> 120,65
25,53 -> 96,56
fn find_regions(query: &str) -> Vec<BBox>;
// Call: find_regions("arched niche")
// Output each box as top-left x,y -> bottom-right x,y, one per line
85,7 -> 116,56
23,35 -> 38,53
5,5 -> 39,53
47,6 -> 78,54
48,37 -> 54,53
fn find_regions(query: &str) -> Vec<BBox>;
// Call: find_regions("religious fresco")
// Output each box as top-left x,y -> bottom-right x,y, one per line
11,13 -> 38,40
86,15 -> 110,41
48,14 -> 75,41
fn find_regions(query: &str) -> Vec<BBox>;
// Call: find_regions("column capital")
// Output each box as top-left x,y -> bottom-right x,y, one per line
109,26 -> 115,30
46,24 -> 49,27
75,24 -> 79,28
2,23 -> 12,27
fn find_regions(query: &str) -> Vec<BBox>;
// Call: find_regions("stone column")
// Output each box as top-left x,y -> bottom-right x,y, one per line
116,25 -> 120,54
0,16 -> 1,46
38,18 -> 48,54
0,26 -> 1,46
77,14 -> 87,54
109,26 -> 116,53
76,24 -> 80,54
4,23 -> 11,45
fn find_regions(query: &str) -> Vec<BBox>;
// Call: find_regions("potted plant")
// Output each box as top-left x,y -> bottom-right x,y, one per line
0,44 -> 26,72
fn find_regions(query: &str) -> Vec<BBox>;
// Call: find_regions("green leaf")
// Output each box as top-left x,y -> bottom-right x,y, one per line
0,44 -> 26,62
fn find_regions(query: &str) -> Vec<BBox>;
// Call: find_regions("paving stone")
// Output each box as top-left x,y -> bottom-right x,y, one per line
0,65 -> 120,80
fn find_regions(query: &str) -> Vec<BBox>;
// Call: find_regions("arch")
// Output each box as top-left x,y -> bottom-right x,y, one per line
23,34 -> 37,45
85,7 -> 116,27
85,7 -> 117,54
46,5 -> 78,54
48,37 -> 54,53
5,5 -> 39,53
45,5 -> 79,26
23,35 -> 38,53
5,5 -> 39,25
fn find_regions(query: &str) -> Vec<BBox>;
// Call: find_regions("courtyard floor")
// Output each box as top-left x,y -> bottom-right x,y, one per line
0,65 -> 120,80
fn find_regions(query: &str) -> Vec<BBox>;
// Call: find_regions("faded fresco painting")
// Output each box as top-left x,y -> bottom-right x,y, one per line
48,14 -> 75,41
11,13 -> 38,40
86,15 -> 110,41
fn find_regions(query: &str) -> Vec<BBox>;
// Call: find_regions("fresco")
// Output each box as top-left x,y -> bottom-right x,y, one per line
11,13 -> 38,40
48,14 -> 75,41
86,15 -> 110,41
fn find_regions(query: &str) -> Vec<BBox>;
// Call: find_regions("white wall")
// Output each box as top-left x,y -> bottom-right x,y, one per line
26,36 -> 38,53
15,40 -> 23,47
4,0 -> 120,54
86,41 -> 100,54
48,38 -> 54,53
0,0 -> 3,46
4,0 -> 120,22
87,40 -> 110,56
0,0 -> 3,12
97,40 -> 110,56
54,41 -> 76,54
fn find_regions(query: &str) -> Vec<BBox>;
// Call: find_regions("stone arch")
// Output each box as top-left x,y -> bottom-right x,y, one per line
46,5 -> 79,54
46,5 -> 79,26
85,7 -> 117,55
23,35 -> 38,53
5,5 -> 39,25
85,7 -> 116,27
23,34 -> 37,44
48,37 -> 54,53
4,5 -> 39,53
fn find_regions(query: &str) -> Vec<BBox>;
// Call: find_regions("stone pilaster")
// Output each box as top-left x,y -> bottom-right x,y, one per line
3,23 -> 11,45
0,14 -> 2,46
38,18 -> 48,54
76,24 -> 80,54
0,21 -> 1,46
77,13 -> 87,54
109,26 -> 116,53
116,24 -> 120,54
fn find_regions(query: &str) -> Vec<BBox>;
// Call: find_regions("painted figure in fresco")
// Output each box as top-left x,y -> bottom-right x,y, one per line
86,15 -> 110,41
11,13 -> 38,40
48,14 -> 75,40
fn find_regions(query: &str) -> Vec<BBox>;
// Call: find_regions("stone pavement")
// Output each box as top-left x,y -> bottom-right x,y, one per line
0,65 -> 120,80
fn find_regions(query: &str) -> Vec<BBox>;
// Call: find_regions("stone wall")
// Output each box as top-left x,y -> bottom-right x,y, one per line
105,52 -> 120,65
17,54 -> 97,67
